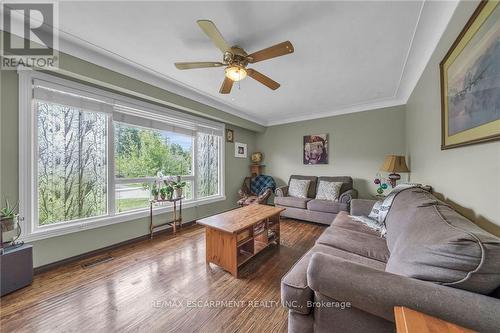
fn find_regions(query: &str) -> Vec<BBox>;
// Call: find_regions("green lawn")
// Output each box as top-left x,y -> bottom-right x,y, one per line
116,198 -> 149,212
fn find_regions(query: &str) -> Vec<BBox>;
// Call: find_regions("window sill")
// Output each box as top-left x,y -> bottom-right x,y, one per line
21,195 -> 226,242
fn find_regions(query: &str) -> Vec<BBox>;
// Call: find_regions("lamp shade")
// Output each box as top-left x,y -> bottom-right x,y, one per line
380,155 -> 409,173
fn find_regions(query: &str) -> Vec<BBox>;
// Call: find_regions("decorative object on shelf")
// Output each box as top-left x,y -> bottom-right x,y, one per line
251,152 -> 263,164
250,152 -> 264,176
380,155 -> 410,188
225,128 -> 234,142
373,174 -> 390,195
440,0 -> 500,150
0,200 -> 23,249
303,134 -> 328,165
235,142 -> 247,158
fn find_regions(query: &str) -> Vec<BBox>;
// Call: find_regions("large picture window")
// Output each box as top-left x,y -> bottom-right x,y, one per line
19,69 -> 225,240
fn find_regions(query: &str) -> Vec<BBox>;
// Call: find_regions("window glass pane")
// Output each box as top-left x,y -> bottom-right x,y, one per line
183,180 -> 193,201
115,123 -> 192,178
197,133 -> 220,198
115,182 -> 151,213
37,102 -> 107,225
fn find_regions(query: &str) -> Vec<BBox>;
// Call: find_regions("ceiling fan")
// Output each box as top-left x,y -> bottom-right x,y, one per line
175,20 -> 294,94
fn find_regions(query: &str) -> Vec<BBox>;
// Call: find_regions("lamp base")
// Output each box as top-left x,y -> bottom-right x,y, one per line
388,173 -> 401,188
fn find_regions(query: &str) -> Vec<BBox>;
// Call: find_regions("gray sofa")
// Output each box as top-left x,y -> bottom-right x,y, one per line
281,187 -> 500,333
274,175 -> 358,224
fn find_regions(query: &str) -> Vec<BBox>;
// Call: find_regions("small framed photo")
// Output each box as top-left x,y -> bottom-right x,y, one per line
225,129 -> 234,142
234,142 -> 247,158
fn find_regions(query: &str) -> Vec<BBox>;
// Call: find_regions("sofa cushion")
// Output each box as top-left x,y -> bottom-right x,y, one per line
281,243 -> 385,314
317,213 -> 390,263
317,176 -> 353,194
307,199 -> 348,214
315,181 -> 343,201
289,175 -> 318,198
385,188 -> 500,294
275,196 -> 311,209
288,179 -> 311,198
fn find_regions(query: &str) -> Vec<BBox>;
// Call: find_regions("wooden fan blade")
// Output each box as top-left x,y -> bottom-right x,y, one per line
175,62 -> 224,70
197,20 -> 230,53
247,41 -> 294,63
219,77 -> 233,94
247,69 -> 280,90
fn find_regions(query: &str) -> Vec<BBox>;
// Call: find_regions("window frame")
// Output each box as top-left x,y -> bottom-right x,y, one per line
18,68 -> 225,242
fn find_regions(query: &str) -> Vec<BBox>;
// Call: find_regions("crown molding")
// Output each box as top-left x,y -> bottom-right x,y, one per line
395,0 -> 460,104
266,98 -> 406,127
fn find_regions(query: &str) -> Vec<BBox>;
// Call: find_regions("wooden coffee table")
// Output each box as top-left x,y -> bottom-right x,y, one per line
197,204 -> 285,277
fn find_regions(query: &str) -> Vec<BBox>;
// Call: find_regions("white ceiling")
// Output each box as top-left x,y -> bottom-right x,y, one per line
16,1 -> 461,126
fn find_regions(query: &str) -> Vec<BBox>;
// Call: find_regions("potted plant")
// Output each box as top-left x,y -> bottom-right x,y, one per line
159,186 -> 174,200
0,200 -> 19,231
172,176 -> 187,199
151,183 -> 159,201
159,187 -> 168,200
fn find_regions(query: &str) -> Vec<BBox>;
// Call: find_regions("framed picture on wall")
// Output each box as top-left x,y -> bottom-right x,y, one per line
440,0 -> 500,149
225,129 -> 234,142
303,134 -> 328,165
235,142 -> 247,158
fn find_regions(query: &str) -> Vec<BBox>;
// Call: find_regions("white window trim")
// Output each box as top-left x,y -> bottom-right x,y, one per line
18,67 -> 226,242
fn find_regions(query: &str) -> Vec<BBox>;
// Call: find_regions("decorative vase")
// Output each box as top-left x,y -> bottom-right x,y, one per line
175,188 -> 183,198
0,216 -> 17,231
160,193 -> 167,200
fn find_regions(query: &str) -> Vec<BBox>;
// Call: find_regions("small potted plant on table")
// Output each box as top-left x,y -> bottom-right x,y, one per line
172,176 -> 186,199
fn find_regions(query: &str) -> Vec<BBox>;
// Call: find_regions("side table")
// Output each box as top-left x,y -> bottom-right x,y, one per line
394,306 -> 476,333
149,197 -> 183,239
1,244 -> 33,296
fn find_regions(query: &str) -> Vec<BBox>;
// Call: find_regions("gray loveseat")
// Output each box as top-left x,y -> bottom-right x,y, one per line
281,187 -> 500,332
274,175 -> 358,224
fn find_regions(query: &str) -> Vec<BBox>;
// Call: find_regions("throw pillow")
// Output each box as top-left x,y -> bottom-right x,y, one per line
315,181 -> 343,201
349,215 -> 387,238
368,200 -> 383,220
288,179 -> 311,198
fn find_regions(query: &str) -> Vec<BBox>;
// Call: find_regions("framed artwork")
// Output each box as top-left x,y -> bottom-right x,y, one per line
225,128 -> 234,142
234,142 -> 247,158
440,0 -> 500,149
303,134 -> 328,165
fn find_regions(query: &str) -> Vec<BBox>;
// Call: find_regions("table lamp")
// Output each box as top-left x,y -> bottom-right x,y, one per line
380,155 -> 410,188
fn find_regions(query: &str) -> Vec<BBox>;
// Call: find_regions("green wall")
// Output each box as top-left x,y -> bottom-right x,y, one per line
0,47 -> 258,267
255,106 -> 407,198
406,1 -> 500,235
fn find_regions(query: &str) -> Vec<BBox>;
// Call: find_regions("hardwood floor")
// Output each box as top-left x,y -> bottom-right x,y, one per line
0,219 -> 325,333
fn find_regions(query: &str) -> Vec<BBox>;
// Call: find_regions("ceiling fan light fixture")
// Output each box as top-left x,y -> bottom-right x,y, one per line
225,65 -> 247,81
